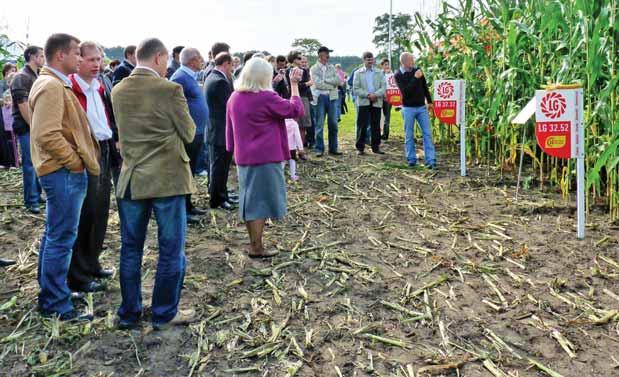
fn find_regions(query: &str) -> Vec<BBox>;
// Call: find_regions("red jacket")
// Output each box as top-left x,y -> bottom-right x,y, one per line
69,74 -> 112,127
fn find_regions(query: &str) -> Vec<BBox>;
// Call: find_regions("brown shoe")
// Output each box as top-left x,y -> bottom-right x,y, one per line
152,309 -> 196,330
248,249 -> 279,259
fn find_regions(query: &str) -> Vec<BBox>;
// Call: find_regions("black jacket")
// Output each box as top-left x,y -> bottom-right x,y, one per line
98,73 -> 122,168
10,65 -> 38,135
394,67 -> 433,107
112,60 -> 135,86
204,70 -> 233,147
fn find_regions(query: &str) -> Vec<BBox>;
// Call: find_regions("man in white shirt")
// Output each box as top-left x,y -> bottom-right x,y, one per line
310,46 -> 343,157
67,41 -> 115,294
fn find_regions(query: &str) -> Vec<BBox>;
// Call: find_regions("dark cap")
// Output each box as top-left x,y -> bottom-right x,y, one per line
317,46 -> 333,54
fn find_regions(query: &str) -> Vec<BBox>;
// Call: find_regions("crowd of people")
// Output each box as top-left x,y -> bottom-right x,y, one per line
0,33 -> 436,328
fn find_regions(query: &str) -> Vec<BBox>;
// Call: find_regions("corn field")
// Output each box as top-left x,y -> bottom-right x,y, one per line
411,0 -> 619,221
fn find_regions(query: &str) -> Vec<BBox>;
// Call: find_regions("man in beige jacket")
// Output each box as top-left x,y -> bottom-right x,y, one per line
112,38 -> 197,331
30,33 -> 100,322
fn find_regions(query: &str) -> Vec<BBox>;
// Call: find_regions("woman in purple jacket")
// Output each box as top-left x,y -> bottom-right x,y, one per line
226,57 -> 304,258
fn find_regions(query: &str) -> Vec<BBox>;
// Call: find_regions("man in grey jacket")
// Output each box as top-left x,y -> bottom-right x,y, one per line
353,52 -> 386,155
310,46 -> 343,157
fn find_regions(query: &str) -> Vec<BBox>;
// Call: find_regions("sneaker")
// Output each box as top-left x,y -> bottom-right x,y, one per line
27,205 -> 41,214
197,170 -> 208,177
408,162 -> 417,168
152,309 -> 196,331
291,175 -> 299,181
427,163 -> 437,170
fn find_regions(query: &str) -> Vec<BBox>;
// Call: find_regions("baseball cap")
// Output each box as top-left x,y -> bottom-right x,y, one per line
317,46 -> 333,54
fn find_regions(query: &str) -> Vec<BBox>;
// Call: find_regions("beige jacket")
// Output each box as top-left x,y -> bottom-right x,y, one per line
29,67 -> 100,177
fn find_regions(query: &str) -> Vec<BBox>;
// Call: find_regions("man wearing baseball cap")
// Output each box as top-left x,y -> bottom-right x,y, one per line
309,46 -> 343,157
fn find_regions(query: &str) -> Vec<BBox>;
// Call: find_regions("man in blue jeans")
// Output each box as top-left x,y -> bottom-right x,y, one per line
30,33 -> 101,322
112,38 -> 197,330
309,46 -> 343,157
394,52 -> 436,169
11,45 -> 45,213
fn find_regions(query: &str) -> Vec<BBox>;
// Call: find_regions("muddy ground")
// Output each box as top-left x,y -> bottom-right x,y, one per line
1,136 -> 619,377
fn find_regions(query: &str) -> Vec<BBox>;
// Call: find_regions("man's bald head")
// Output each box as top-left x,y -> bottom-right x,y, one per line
400,52 -> 414,69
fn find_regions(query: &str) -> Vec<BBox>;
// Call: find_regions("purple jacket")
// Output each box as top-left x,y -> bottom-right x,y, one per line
226,91 -> 304,166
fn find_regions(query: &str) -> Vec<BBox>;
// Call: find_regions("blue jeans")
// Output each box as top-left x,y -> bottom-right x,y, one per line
17,133 -> 42,207
402,106 -> 436,165
117,193 -> 187,326
38,168 -> 88,315
195,133 -> 209,174
314,94 -> 339,153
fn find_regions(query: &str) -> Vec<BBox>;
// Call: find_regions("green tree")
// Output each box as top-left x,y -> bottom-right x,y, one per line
372,13 -> 413,61
291,38 -> 322,57
103,46 -> 125,61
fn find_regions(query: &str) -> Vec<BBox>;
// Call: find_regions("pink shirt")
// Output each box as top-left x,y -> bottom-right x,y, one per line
336,68 -> 346,82
226,91 -> 304,166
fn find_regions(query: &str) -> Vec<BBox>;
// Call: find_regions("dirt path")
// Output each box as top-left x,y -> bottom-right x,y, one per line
1,138 -> 619,377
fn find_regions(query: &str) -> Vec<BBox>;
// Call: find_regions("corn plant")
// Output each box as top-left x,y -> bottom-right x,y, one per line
411,0 -> 619,221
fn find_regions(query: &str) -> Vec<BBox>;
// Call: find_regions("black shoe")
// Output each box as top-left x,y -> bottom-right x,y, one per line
357,150 -> 365,155
329,151 -> 343,156
212,201 -> 235,211
427,164 -> 437,170
116,317 -> 141,330
373,150 -> 385,155
93,268 -> 114,279
38,197 -> 46,204
187,214 -> 200,224
73,281 -> 106,293
40,309 -> 93,323
316,152 -> 324,157
189,207 -> 207,215
0,258 -> 16,267
381,135 -> 388,140
27,206 -> 41,214
408,162 -> 417,168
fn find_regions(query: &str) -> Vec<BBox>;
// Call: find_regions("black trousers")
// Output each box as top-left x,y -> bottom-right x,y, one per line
208,143 -> 232,207
356,105 -> 381,152
68,140 -> 112,288
382,101 -> 392,138
185,135 -> 205,212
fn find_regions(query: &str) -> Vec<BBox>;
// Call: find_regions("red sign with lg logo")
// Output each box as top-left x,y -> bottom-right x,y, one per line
434,81 -> 458,124
535,92 -> 571,159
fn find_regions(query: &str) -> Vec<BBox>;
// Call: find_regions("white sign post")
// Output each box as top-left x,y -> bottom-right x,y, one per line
433,80 -> 466,176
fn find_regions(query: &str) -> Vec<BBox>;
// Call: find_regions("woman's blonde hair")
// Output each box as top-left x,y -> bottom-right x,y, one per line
234,57 -> 274,93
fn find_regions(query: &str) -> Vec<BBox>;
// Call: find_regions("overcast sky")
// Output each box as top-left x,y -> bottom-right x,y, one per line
1,0 -> 442,57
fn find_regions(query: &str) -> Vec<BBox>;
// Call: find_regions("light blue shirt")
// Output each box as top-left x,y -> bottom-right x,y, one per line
400,66 -> 411,74
365,68 -> 375,94
46,66 -> 71,87
179,65 -> 197,80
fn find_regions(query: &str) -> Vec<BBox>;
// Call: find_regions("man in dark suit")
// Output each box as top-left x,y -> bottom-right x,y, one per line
204,52 -> 235,210
112,45 -> 136,86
